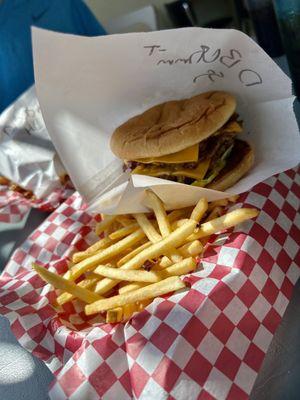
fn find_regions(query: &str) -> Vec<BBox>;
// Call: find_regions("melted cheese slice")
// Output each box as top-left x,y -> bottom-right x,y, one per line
132,159 -> 210,181
212,120 -> 242,136
223,120 -> 242,133
172,159 -> 210,180
135,144 -> 199,164
132,165 -> 172,177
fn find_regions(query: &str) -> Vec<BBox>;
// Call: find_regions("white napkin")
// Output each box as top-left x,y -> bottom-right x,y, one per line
32,27 -> 299,211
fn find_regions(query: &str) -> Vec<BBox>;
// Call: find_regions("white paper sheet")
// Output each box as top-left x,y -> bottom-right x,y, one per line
0,86 -> 66,198
32,27 -> 300,212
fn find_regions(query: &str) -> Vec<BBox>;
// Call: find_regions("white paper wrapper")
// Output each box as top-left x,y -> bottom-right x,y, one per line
32,27 -> 300,212
0,86 -> 66,198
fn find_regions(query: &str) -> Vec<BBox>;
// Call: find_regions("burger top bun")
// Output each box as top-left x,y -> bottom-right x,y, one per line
110,91 -> 236,160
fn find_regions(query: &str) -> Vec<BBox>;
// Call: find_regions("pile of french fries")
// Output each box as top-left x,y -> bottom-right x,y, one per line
33,191 -> 258,324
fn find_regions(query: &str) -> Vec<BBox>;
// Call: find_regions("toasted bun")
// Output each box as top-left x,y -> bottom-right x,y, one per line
207,140 -> 254,192
111,91 -> 236,160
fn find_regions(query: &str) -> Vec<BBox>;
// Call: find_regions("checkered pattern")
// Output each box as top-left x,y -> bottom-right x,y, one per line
0,181 -> 74,223
0,167 -> 299,400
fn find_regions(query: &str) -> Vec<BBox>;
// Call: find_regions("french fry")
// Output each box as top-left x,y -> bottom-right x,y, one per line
85,276 -> 186,315
118,282 -> 148,294
190,198 -> 208,222
106,310 -> 116,323
105,303 -> 136,323
109,223 -> 139,240
32,263 -> 102,304
150,255 -> 196,276
156,253 -> 198,272
107,301 -> 147,323
167,252 -> 182,263
171,218 -> 190,230
106,307 -> 123,323
133,213 -> 162,242
168,208 -> 192,223
154,256 -> 173,270
67,260 -> 75,269
138,299 -> 152,310
114,307 -> 123,322
93,264 -> 162,283
95,215 -> 118,236
122,303 -> 137,320
117,241 -> 151,266
116,215 -> 135,227
204,206 -> 223,222
106,219 -> 123,236
134,212 -> 182,263
72,237 -> 113,263
64,229 -> 145,281
187,208 -> 259,241
157,257 -> 197,280
145,190 -> 171,237
106,290 -> 153,322
93,278 -> 119,297
207,198 -> 228,211
179,240 -> 203,257
115,306 -> 123,321
85,271 -> 106,280
228,195 -> 239,203
92,219 -> 196,296
56,275 -> 100,305
156,241 -> 202,271
158,257 -> 196,279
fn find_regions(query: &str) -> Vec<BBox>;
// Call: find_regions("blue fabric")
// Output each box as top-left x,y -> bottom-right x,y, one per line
0,0 -> 106,113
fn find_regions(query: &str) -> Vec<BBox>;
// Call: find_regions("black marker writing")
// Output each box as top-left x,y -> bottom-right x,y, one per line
143,44 -> 263,87
195,46 -> 221,63
239,69 -> 262,86
144,45 -> 166,56
157,46 -> 221,66
193,70 -> 224,83
157,59 -> 175,65
220,49 -> 242,68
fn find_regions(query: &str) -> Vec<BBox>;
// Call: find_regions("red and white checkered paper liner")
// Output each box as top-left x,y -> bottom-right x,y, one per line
0,182 -> 74,223
0,167 -> 299,400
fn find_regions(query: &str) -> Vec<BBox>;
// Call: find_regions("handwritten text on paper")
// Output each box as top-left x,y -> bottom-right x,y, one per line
143,45 -> 263,87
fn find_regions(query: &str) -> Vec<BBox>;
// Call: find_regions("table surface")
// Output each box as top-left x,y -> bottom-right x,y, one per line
0,57 -> 299,400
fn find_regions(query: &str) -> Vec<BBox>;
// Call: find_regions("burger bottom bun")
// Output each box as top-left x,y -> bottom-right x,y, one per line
207,140 -> 254,192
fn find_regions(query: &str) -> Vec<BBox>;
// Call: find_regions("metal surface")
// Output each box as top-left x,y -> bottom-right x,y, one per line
0,209 -> 53,400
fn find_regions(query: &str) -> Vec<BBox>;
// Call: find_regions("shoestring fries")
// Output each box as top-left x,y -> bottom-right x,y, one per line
32,263 -> 102,304
187,208 -> 259,241
32,192 -> 258,323
72,236 -> 113,263
85,276 -> 186,315
145,190 -> 172,237
95,215 -> 118,236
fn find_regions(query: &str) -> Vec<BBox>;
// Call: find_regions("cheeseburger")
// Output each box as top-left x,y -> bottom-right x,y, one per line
110,91 -> 254,191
